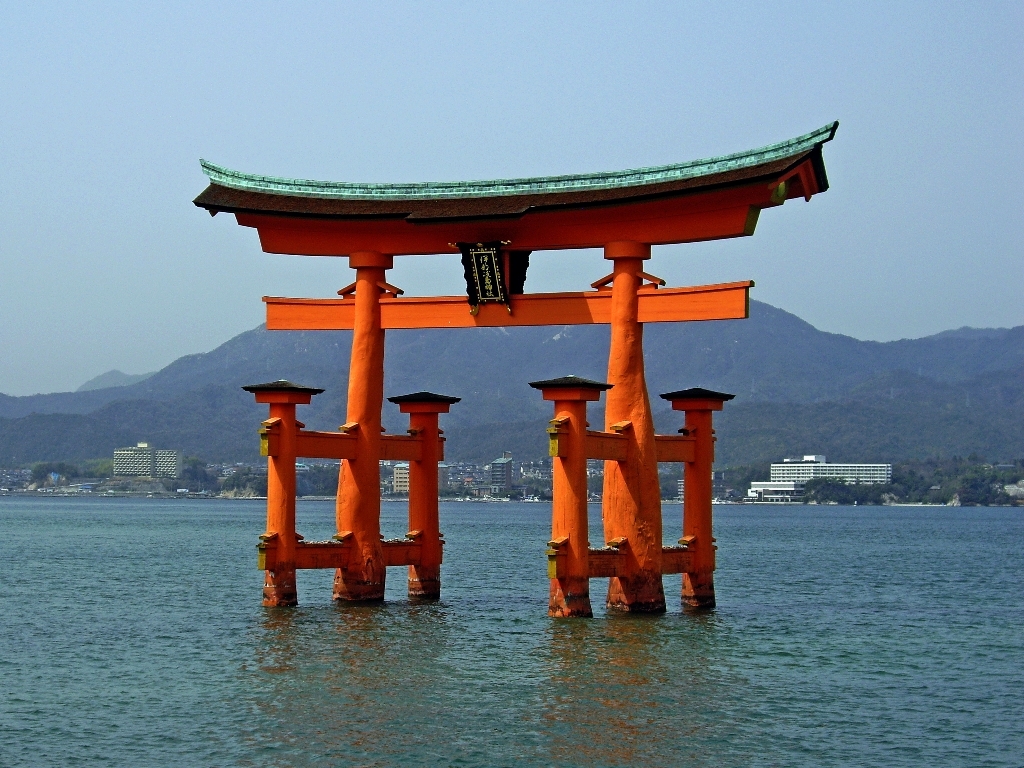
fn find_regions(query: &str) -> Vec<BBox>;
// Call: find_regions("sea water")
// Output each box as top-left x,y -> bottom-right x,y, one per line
1,497 -> 1021,767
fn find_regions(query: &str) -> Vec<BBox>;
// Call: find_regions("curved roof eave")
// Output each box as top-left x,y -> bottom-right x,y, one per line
198,122 -> 837,203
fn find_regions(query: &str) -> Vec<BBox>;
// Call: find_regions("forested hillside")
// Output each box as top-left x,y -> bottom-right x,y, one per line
2,300 -> 1022,465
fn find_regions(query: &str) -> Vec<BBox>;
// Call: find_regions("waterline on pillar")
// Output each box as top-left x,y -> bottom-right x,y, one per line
606,574 -> 667,614
682,571 -> 716,612
262,568 -> 298,608
549,580 -> 594,618
332,567 -> 386,603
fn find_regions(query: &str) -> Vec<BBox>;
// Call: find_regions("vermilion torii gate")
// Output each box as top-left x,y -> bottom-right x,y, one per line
196,122 -> 837,615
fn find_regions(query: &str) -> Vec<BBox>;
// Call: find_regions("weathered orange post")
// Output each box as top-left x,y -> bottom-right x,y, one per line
334,251 -> 392,602
660,388 -> 734,609
601,241 -> 666,613
243,380 -> 324,607
388,391 -> 461,599
531,376 -> 613,618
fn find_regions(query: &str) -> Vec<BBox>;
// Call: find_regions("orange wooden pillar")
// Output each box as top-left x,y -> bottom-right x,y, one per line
243,380 -> 324,607
660,388 -> 734,609
601,241 -> 665,613
334,251 -> 392,602
531,376 -> 612,618
388,392 -> 461,600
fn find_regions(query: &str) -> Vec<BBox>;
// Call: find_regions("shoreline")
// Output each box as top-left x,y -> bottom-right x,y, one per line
2,491 -> 1019,508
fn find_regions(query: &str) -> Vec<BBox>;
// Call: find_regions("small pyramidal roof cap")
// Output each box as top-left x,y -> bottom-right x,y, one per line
529,375 -> 613,391
242,380 -> 325,395
660,387 -> 735,401
388,391 -> 461,404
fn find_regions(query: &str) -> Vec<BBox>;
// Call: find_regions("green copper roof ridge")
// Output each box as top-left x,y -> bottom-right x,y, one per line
200,121 -> 837,201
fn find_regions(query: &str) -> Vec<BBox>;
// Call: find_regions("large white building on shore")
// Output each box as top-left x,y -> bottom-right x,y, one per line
113,443 -> 181,478
770,455 -> 892,484
747,456 -> 892,503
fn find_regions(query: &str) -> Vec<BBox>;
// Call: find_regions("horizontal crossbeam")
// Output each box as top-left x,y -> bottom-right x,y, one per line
259,538 -> 434,570
380,434 -> 437,462
546,545 -> 700,579
659,546 -> 697,574
381,540 -> 424,567
654,435 -> 696,463
295,431 -> 357,460
265,280 -> 752,331
264,428 -> 443,462
586,430 -> 628,461
257,540 -> 354,570
587,548 -> 627,578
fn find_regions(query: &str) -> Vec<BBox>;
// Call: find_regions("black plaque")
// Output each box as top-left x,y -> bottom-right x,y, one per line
459,242 -> 507,312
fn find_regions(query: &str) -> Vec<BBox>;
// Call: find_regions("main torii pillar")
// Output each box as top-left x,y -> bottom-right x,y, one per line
602,241 -> 665,611
333,251 -> 391,601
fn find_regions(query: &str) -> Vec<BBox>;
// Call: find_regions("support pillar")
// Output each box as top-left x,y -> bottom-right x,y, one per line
601,241 -> 665,612
243,380 -> 324,607
531,376 -> 612,618
388,392 -> 461,600
660,388 -> 734,610
334,251 -> 393,602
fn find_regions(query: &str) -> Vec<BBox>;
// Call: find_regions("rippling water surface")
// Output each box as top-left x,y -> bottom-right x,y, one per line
2,497 -> 1021,766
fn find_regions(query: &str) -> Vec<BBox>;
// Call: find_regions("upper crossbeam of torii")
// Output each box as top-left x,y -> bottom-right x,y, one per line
201,122 -> 837,615
196,122 -> 835,331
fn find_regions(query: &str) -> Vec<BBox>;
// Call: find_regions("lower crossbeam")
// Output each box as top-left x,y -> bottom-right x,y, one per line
258,539 -> 429,570
547,546 -> 700,579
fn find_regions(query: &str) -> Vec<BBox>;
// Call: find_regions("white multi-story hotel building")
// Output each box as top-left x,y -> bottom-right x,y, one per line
770,456 -> 891,484
113,443 -> 181,478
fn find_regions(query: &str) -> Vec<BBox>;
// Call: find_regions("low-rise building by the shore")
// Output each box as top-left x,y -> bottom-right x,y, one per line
746,481 -> 807,503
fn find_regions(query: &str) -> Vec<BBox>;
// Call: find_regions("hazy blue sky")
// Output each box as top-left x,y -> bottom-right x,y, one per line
1,2 -> 1021,395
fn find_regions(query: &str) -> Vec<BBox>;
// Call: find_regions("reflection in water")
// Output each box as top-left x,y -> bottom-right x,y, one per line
254,608 -> 301,674
542,616 -> 664,765
541,610 -> 759,767
246,602 -> 459,766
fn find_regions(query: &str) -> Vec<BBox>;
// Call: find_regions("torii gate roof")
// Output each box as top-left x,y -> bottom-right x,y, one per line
194,122 -> 836,255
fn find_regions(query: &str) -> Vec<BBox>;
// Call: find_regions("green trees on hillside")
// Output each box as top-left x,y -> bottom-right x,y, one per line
169,457 -> 220,493
296,465 -> 338,497
30,462 -> 80,484
803,479 -> 888,505
220,467 -> 268,497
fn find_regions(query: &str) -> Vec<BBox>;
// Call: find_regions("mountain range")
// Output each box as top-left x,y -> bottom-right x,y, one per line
2,300 -> 1022,466
76,369 -> 155,392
